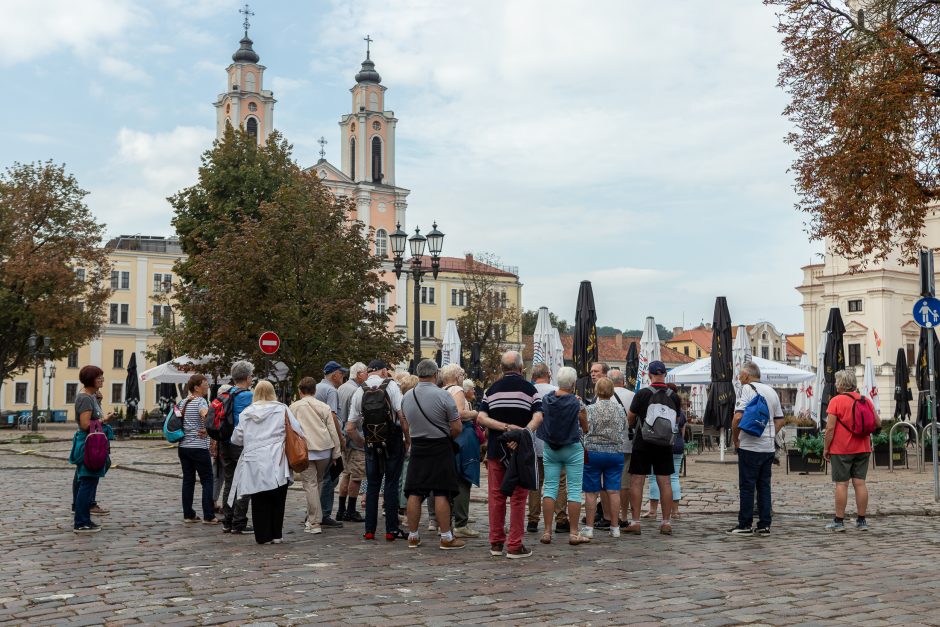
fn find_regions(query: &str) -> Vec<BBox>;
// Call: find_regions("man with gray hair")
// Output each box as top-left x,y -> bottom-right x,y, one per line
336,362 -> 368,522
728,361 -> 784,536
221,360 -> 254,534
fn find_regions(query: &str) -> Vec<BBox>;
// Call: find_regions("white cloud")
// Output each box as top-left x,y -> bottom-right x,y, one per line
268,76 -> 311,94
99,56 -> 149,83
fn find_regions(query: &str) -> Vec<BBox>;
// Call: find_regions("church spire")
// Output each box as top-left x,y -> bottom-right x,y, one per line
232,4 -> 260,63
355,35 -> 382,84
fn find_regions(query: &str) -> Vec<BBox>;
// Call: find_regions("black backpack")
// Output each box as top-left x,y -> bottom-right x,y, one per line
361,379 -> 396,450
215,387 -> 250,442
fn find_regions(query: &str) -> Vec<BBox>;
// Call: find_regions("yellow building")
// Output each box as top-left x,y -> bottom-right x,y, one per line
404,254 -> 523,361
0,236 -> 182,420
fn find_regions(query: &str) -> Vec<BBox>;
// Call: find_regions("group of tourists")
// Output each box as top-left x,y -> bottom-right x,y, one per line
68,349 -> 880,551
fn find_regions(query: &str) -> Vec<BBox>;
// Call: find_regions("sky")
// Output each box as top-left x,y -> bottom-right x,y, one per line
1,0 -> 821,334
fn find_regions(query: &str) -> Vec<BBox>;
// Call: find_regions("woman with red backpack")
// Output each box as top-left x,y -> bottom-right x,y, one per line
69,365 -> 115,533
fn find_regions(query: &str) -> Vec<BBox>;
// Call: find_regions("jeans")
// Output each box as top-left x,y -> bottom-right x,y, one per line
528,457 -> 568,524
221,441 -> 250,530
319,465 -> 338,520
74,476 -> 100,528
72,469 -> 98,510
649,453 -> 685,501
487,459 -> 527,551
542,442 -> 584,501
178,447 -> 215,520
211,450 -> 224,504
737,448 -> 775,529
251,484 -> 288,544
365,443 -> 404,534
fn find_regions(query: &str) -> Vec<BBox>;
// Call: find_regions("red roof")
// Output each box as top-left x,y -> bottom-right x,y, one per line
410,254 -> 518,278
667,327 -> 713,352
522,334 -> 693,366
785,339 -> 803,358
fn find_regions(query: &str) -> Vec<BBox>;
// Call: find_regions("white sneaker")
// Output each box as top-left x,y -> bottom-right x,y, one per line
428,522 -> 438,532
580,526 -> 594,539
453,526 -> 480,538
609,526 -> 621,538
305,525 -> 322,534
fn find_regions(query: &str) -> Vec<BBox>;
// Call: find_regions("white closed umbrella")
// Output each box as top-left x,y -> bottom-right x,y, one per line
732,325 -> 752,399
810,332 -> 828,427
862,356 -> 879,415
532,307 -> 552,370
550,326 -> 564,385
793,353 -> 812,419
636,316 -> 662,391
441,319 -> 461,367
690,384 -> 707,419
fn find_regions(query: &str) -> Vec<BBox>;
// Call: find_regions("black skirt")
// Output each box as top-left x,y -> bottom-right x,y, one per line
404,437 -> 459,498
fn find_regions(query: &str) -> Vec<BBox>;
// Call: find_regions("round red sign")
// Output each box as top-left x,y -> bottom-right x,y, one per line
259,331 -> 280,355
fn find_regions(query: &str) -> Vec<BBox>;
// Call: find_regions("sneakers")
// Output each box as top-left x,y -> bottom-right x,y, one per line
856,519 -> 869,531
554,521 -> 570,533
363,532 -> 376,540
408,535 -> 421,549
618,519 -> 631,530
183,517 -> 201,524
321,517 -> 344,528
343,510 -> 364,523
579,526 -> 594,539
305,523 -> 322,534
232,526 -> 254,535
825,520 -> 846,532
427,521 -> 438,532
609,526 -> 621,538
89,505 -> 110,516
726,525 -> 754,535
506,544 -> 533,559
593,518 -> 611,529
222,525 -> 232,533
271,538 -> 283,544
73,523 -> 100,533
453,526 -> 480,538
440,537 -> 467,550
660,522 -> 673,536
526,521 -> 539,533
489,542 -> 504,556
754,527 -> 770,537
624,522 -> 642,535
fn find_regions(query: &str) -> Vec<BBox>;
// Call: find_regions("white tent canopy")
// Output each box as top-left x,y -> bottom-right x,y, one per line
665,355 -> 815,386
139,355 -> 288,384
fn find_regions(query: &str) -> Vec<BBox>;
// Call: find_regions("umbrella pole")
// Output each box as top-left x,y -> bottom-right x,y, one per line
930,330 -> 939,502
719,430 -> 726,462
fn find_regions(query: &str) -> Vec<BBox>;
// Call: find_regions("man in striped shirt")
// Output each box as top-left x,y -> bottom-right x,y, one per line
476,351 -> 543,559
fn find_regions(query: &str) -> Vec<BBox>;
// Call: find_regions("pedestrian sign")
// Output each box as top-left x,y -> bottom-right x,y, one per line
914,297 -> 940,328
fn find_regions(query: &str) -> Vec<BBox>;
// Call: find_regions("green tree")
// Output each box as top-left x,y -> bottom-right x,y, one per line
597,325 -> 623,337
0,161 -> 111,384
521,309 -> 569,336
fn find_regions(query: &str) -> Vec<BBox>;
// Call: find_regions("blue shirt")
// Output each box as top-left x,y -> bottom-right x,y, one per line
315,380 -> 339,414
232,386 -> 253,427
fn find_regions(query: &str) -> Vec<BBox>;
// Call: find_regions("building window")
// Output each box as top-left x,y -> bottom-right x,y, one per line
111,383 -> 123,404
375,229 -> 388,258
111,270 -> 130,290
113,350 -> 124,369
907,343 -> 916,367
67,350 -> 78,368
377,294 -> 387,315
371,136 -> 382,183
349,137 -> 356,179
774,348 -> 781,361
848,343 -> 862,367
246,116 -> 258,139
65,383 -> 78,404
248,102 -> 257,112
421,320 -> 436,338
848,299 -> 863,312
760,346 -> 768,359
152,305 -> 172,326
111,304 -> 129,325
451,289 -> 466,307
696,348 -> 701,358
683,346 -> 689,356
109,304 -> 118,324
153,273 -> 172,293
421,286 -> 435,304
14,382 -> 27,404
121,304 -> 129,325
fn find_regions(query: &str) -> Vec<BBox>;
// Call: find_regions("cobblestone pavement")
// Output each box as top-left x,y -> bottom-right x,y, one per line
3,431 -> 940,625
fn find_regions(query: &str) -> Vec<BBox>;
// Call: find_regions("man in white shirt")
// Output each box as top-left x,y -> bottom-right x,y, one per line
528,363 -> 569,534
728,361 -> 784,536
609,369 -> 636,527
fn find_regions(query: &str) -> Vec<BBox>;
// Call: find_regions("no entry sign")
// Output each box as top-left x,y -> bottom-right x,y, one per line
259,331 -> 280,355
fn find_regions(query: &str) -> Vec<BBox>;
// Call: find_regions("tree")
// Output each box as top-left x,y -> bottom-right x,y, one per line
596,325 -> 623,337
521,309 -> 569,335
0,161 -> 111,384
161,131 -> 407,386
767,0 -> 940,263
623,324 -> 673,340
456,253 -> 522,387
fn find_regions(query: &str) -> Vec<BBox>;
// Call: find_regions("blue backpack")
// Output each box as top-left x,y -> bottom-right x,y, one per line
738,384 -> 771,437
163,399 -> 191,444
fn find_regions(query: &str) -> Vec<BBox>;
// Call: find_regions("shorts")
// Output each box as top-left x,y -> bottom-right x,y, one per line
620,453 -> 632,485
341,448 -> 366,482
830,452 -> 870,482
583,451 -> 624,493
629,443 -> 675,477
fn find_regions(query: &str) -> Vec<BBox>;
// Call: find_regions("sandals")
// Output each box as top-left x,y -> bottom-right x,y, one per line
641,512 -> 657,519
539,532 -> 552,545
568,533 -> 591,545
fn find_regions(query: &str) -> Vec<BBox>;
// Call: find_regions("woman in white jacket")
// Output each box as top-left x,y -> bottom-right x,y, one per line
228,380 -> 305,545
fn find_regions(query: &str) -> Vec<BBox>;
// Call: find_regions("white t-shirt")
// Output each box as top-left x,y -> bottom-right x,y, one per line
613,387 -> 636,454
347,374 -> 404,426
533,382 -> 558,458
735,381 -> 784,453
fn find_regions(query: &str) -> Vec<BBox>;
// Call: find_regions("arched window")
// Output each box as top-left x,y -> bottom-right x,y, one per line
375,229 -> 388,258
248,102 -> 257,112
246,116 -> 258,140
349,138 -> 356,179
369,92 -> 379,111
245,72 -> 256,92
371,136 -> 382,183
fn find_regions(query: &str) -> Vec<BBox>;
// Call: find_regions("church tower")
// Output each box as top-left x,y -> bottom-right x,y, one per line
213,6 -> 276,143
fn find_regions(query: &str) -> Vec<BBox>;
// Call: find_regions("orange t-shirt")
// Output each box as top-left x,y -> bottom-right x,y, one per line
826,392 -> 873,455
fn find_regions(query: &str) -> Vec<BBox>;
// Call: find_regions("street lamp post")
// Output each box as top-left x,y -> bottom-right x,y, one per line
44,362 -> 56,419
27,334 -> 52,432
390,222 -> 444,371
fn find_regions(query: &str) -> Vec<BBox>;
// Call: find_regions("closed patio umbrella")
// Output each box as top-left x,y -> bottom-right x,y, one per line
550,327 -> 564,386
793,353 -> 811,419
732,325 -> 752,399
636,317 -> 662,391
572,281 -> 598,399
124,352 -> 141,420
624,341 -> 639,391
822,307 -> 846,421
810,332 -> 828,428
532,307 -> 553,371
441,319 -> 461,367
703,297 -> 735,460
894,347 -> 912,421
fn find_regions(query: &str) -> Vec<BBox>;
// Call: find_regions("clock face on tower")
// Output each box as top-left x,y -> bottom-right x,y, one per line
372,121 -> 381,131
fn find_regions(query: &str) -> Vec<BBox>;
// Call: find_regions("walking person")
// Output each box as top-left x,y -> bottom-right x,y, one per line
535,366 -> 590,546
441,363 -> 481,539
727,362 -> 785,536
583,377 -> 627,539
528,363 -> 569,534
315,361 -> 347,527
177,374 -> 218,524
476,351 -> 543,559
210,384 -> 232,516
645,383 -> 687,521
70,365 -> 115,533
609,368 -> 636,527
221,360 -> 254,535
228,380 -> 306,545
823,369 -> 880,531
402,360 -> 466,550
290,377 -> 342,535
336,362 -> 368,522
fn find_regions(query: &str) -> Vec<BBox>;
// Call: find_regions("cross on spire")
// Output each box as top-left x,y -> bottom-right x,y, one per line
364,35 -> 373,59
317,136 -> 328,160
240,3 -> 254,36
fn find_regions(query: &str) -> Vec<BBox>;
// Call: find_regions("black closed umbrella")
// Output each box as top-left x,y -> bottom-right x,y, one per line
704,296 -> 735,430
821,308 -> 846,419
124,352 -> 141,420
624,341 -> 639,391
156,349 -> 178,416
435,349 -> 442,367
894,347 -> 913,421
572,280 -> 598,400
916,328 -> 940,426
468,342 -> 484,406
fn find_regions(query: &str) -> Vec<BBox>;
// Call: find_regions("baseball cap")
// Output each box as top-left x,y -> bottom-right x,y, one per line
367,359 -> 387,372
323,360 -> 348,375
648,360 -> 667,375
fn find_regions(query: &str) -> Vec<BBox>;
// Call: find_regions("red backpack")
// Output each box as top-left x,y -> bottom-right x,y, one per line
836,393 -> 878,436
83,419 -> 110,471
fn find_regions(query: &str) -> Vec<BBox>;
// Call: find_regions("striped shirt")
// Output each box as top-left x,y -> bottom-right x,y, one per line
178,397 -> 209,449
479,373 -> 542,460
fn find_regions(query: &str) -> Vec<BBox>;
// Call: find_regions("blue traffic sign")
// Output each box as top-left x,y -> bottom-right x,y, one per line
914,297 -> 940,328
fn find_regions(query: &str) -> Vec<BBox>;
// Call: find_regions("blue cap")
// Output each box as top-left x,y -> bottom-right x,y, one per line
648,360 -> 667,375
323,361 -> 348,375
